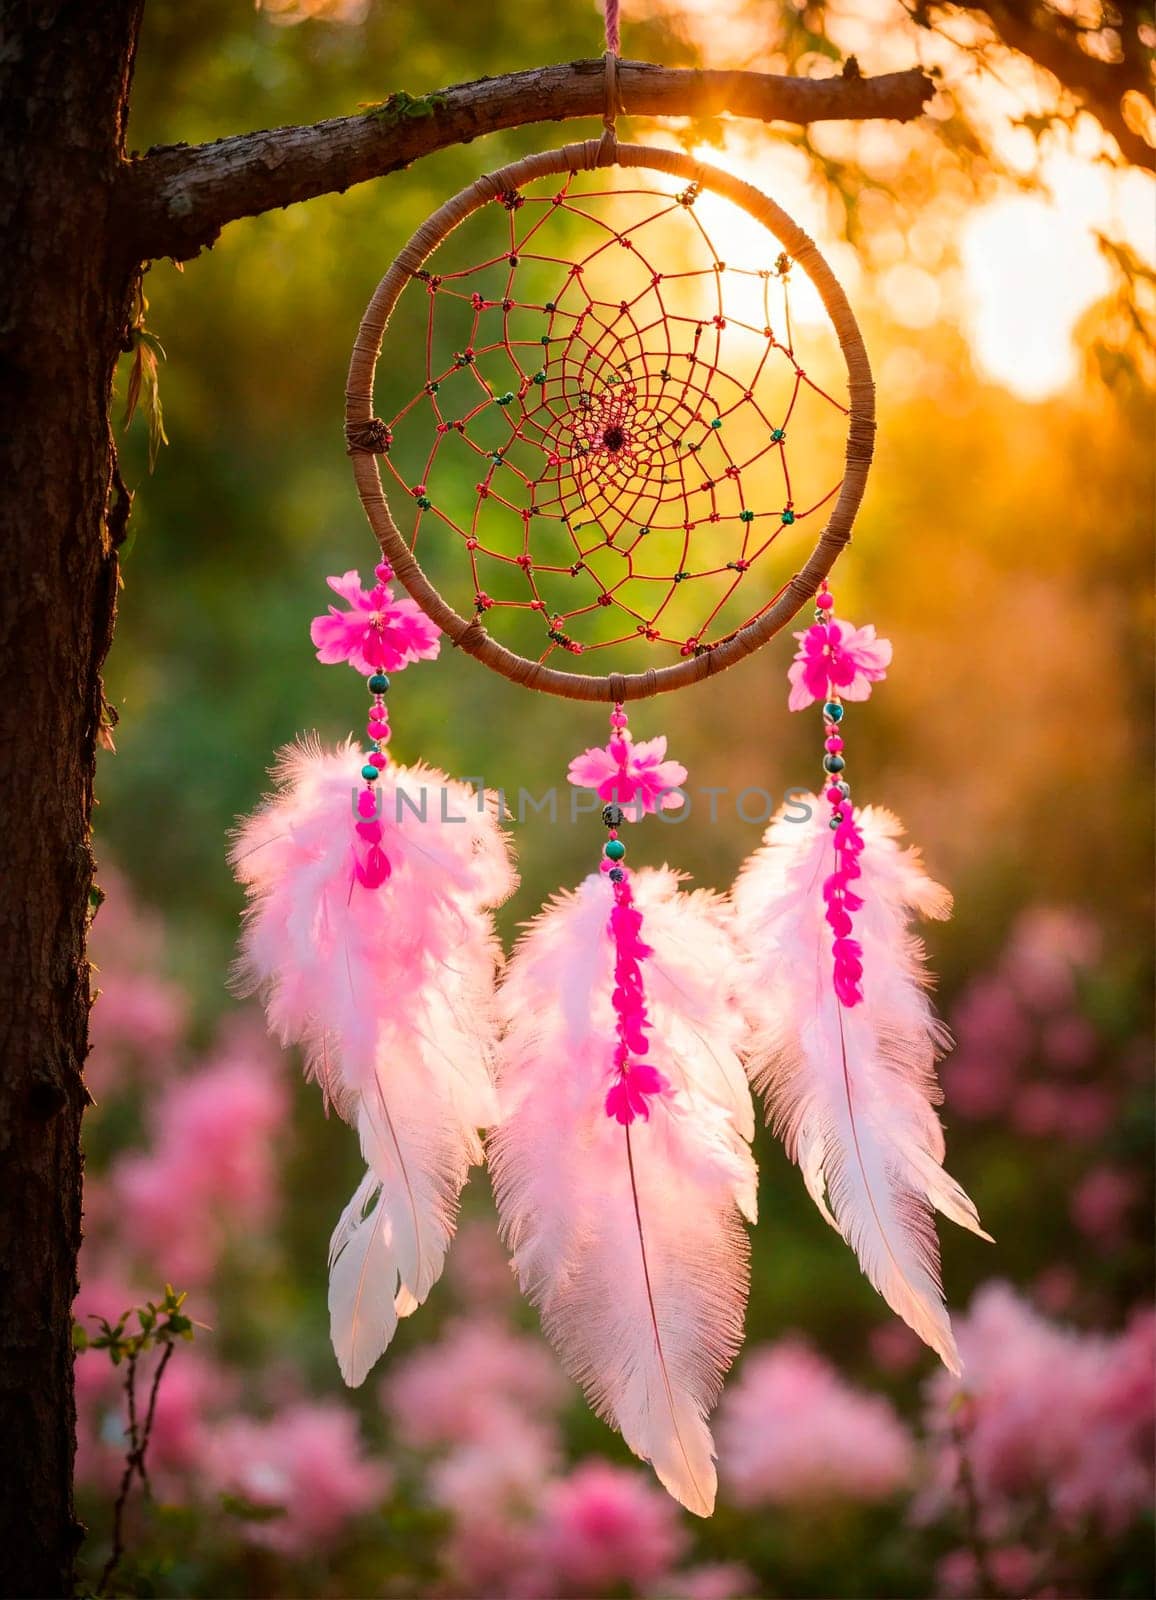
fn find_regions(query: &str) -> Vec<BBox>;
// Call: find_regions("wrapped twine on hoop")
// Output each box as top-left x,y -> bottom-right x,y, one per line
345,137 -> 874,702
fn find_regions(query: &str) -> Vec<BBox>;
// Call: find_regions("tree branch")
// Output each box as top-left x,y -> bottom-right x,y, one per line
924,0 -> 1154,170
117,56 -> 935,262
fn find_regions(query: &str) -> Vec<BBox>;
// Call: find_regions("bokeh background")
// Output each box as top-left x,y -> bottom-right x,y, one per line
78,0 -> 1154,1595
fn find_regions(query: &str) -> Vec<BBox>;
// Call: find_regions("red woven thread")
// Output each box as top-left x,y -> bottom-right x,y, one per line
378,177 -> 848,666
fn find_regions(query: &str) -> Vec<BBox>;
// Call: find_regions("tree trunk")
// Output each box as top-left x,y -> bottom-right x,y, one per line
0,3 -> 144,1593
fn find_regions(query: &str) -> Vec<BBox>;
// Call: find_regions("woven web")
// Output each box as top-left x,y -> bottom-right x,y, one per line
374,172 -> 849,671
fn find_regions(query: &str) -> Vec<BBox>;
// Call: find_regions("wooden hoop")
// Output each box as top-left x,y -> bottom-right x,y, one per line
346,140 -> 874,702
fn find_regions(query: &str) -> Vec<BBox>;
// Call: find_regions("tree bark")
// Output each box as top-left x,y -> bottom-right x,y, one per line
0,2 -> 144,1593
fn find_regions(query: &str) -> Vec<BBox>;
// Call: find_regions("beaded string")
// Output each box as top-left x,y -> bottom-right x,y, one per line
351,562 -> 396,890
598,705 -> 668,1123
815,582 -> 865,1007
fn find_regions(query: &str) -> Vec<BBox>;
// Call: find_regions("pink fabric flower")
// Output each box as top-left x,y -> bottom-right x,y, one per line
310,568 -> 441,676
718,1339 -> 915,1505
567,730 -> 687,820
787,618 -> 892,711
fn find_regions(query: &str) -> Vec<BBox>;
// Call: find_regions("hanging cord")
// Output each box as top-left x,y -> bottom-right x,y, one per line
604,0 -> 620,54
597,1 -> 624,166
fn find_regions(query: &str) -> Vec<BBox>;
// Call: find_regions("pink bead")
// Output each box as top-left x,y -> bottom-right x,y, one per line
816,591 -> 835,610
825,736 -> 844,752
368,751 -> 387,770
599,857 -> 614,874
374,561 -> 394,583
357,789 -> 378,817
368,721 -> 389,740
826,785 -> 843,803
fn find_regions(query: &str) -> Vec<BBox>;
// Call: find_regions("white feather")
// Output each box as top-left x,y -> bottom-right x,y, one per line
732,798 -> 990,1375
231,738 -> 514,1383
491,868 -> 756,1515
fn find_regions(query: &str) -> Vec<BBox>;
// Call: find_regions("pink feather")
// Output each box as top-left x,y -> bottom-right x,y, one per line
732,798 -> 990,1375
490,867 -> 756,1516
230,737 -> 515,1384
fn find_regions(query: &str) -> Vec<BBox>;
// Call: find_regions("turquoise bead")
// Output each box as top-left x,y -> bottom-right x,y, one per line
823,701 -> 843,722
604,839 -> 626,861
368,673 -> 390,694
361,765 -> 379,782
823,754 -> 845,774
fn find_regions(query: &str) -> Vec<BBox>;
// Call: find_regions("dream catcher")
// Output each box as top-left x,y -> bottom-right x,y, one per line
232,38 -> 985,1517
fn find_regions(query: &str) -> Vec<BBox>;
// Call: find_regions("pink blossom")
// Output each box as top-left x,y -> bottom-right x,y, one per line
1040,1013 -> 1097,1071
935,1548 -> 980,1597
87,972 -> 187,1088
445,1216 -> 518,1308
429,1416 -> 558,1597
567,730 -> 687,819
111,1028 -> 288,1282
1071,1165 -> 1139,1242
868,1320 -> 923,1375
86,865 -> 188,1087
1000,907 -> 1100,1013
652,1564 -> 757,1600
531,1462 -> 688,1596
718,1340 -> 915,1505
146,1352 -> 235,1484
310,568 -> 441,676
787,617 -> 892,711
206,1401 -> 389,1553
382,1316 -> 566,1451
922,1282 -> 1155,1538
1009,1081 -> 1066,1138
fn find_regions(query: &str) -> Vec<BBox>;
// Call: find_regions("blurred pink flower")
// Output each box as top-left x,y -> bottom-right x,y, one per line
531,1462 -> 687,1597
87,865 -> 188,1088
718,1340 -> 915,1506
445,1216 -> 517,1308
87,971 -> 187,1088
567,731 -> 687,819
1071,1166 -> 1139,1242
112,1029 -> 288,1282
207,1401 -> 389,1553
653,1563 -> 757,1600
310,568 -> 441,676
1040,1013 -> 1097,1072
148,1352 -> 235,1483
942,975 -> 1035,1121
935,1548 -> 980,1597
787,618 -> 891,711
922,1282 -> 1155,1537
868,1320 -> 924,1375
1001,907 -> 1100,1013
1009,1081 -> 1066,1138
989,1544 -> 1040,1592
429,1416 -> 558,1597
1055,1083 -> 1116,1144
383,1316 -> 566,1451
1032,1265 -> 1078,1316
